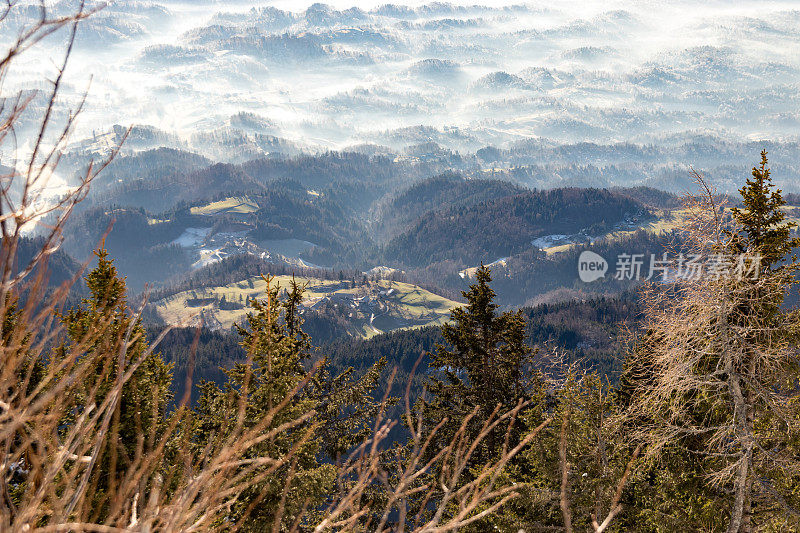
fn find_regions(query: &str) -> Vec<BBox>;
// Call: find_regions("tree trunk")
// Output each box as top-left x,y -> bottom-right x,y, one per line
559,407 -> 573,533
726,370 -> 754,533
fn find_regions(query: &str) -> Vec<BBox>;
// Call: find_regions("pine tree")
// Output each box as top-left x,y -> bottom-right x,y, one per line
192,276 -> 331,530
731,150 -> 800,271
428,266 -> 535,408
192,275 -> 389,530
310,358 -> 390,462
422,265 -> 541,479
56,248 -> 173,522
626,155 -> 800,532
510,369 -> 643,533
723,151 -> 800,531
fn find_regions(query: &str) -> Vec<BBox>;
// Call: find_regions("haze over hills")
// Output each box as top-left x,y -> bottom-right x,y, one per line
4,1 -> 800,193
5,0 -> 800,326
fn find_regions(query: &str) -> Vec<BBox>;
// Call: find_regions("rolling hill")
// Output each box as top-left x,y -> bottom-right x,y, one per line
369,173 -> 527,239
383,187 -> 648,267
150,274 -> 462,338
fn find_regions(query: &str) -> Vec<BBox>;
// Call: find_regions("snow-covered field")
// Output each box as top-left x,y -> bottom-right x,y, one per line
171,227 -> 212,247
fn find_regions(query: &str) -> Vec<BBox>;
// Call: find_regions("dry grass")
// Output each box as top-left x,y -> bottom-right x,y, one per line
0,5 -> 562,531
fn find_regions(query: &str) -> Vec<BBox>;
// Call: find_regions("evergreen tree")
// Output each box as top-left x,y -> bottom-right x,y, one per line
730,150 -> 800,271
310,358 -> 389,462
724,151 -> 800,531
56,248 -> 173,522
192,275 -> 389,530
624,154 -> 800,532
419,265 -> 543,519
192,276 -> 332,530
512,369 -> 643,533
426,265 -> 537,421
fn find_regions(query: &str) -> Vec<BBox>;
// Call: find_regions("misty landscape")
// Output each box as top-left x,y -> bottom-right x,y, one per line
7,2 -> 800,181
3,1 -> 800,531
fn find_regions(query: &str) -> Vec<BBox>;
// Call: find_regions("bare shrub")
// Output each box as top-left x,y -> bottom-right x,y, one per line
627,171 -> 800,532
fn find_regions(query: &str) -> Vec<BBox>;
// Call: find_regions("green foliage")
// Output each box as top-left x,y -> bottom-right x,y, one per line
190,275 -> 389,529
148,325 -> 245,405
413,266 -> 548,527
427,265 -> 539,414
731,150 -> 800,270
56,249 -> 174,521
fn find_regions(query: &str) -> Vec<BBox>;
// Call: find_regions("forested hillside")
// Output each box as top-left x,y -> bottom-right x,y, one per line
60,171 -> 672,298
5,3 -> 800,531
384,187 -> 647,266
369,172 -> 527,238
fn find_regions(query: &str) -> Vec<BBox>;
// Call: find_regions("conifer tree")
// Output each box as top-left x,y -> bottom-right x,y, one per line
422,265 -> 541,479
192,275 -> 389,530
192,276 -> 331,530
626,154 -> 800,532
731,150 -> 800,270
56,248 -> 173,521
310,357 -> 389,462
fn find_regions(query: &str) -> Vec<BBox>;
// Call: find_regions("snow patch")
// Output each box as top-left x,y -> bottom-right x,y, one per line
172,227 -> 212,247
364,265 -> 402,278
531,235 -> 572,249
459,258 -> 507,279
